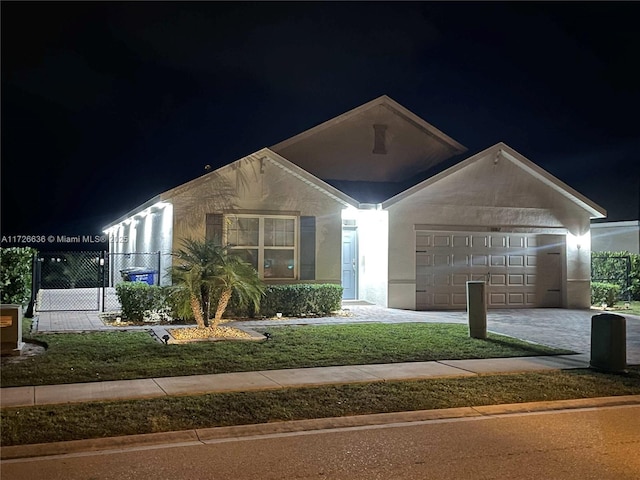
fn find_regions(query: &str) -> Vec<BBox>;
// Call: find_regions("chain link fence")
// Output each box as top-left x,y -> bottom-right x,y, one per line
34,251 -> 162,312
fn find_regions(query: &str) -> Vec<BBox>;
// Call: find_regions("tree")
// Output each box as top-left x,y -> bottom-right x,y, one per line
168,239 -> 264,329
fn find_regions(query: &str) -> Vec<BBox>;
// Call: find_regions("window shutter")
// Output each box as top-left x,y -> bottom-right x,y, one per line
299,216 -> 316,280
206,214 -> 223,246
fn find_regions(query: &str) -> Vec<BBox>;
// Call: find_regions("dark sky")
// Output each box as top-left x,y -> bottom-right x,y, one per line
2,1 -> 639,241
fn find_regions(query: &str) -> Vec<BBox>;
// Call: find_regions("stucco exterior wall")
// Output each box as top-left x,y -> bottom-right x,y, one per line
167,155 -> 344,284
591,221 -> 640,254
385,151 -> 594,309
105,202 -> 173,286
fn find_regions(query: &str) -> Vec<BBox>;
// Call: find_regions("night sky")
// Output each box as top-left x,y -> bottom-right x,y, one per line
2,2 -> 639,245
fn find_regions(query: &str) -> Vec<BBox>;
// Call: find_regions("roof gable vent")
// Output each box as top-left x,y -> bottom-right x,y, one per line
372,124 -> 387,154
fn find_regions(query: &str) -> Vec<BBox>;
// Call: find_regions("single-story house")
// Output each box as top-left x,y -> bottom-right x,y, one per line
103,96 -> 606,310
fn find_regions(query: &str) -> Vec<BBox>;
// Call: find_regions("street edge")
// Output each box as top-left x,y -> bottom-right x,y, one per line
2,394 -> 640,461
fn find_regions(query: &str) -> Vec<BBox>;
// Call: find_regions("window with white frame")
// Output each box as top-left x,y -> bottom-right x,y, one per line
226,214 -> 297,279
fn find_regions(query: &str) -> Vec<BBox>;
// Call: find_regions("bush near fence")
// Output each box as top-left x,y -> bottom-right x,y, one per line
591,282 -> 622,307
115,283 -> 170,322
591,251 -> 640,301
0,247 -> 35,305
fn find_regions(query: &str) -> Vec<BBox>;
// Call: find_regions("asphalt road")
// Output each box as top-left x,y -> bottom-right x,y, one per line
3,405 -> 639,480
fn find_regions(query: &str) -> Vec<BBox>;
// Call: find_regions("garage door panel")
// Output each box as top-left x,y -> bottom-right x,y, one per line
491,255 -> 506,266
433,235 -> 450,247
433,293 -> 451,306
508,255 -> 524,266
434,275 -> 450,286
471,235 -> 488,247
508,292 -> 525,305
508,236 -> 525,248
416,231 -> 562,310
434,254 -> 449,266
452,293 -> 468,306
416,253 -> 432,266
453,255 -> 469,266
490,235 -> 507,247
452,274 -> 469,285
472,254 -> 488,266
452,235 -> 469,247
490,292 -> 507,305
508,274 -> 524,286
416,234 -> 432,248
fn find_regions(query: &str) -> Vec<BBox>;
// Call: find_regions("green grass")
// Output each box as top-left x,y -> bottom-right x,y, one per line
598,300 -> 640,316
2,367 -> 639,446
1,323 -> 572,387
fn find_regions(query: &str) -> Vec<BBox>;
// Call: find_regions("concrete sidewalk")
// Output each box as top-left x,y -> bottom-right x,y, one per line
0,354 -> 590,409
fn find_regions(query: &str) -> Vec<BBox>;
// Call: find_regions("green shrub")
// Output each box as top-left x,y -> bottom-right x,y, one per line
258,284 -> 343,317
0,247 -> 35,305
115,282 -> 170,322
592,252 -> 640,301
591,282 -> 622,307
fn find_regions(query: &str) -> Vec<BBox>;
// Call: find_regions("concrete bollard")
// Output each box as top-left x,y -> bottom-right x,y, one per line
590,313 -> 626,372
467,281 -> 487,339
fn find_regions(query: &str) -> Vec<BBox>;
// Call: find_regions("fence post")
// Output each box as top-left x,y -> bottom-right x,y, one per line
25,251 -> 38,318
157,250 -> 161,286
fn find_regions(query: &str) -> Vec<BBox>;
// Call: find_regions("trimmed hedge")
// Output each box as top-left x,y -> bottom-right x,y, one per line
115,282 -> 170,322
229,283 -> 343,318
591,282 -> 622,307
116,282 -> 343,321
259,284 -> 343,317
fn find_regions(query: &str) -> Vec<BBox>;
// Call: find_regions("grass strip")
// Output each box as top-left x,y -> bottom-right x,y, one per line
1,323 -> 572,387
2,368 -> 639,446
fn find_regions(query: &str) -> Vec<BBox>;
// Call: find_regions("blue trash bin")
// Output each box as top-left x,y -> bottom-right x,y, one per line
120,267 -> 157,285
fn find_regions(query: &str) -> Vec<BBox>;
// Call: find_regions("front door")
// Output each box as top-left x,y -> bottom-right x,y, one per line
342,228 -> 357,299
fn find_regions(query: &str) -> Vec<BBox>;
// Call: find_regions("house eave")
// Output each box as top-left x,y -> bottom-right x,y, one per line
382,142 -> 607,220
102,195 -> 163,231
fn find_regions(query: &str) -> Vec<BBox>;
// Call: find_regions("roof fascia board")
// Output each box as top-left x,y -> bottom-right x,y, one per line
102,195 -> 162,230
379,101 -> 467,154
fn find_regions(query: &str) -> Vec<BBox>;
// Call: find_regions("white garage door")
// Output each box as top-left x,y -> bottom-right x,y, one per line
416,231 -> 563,310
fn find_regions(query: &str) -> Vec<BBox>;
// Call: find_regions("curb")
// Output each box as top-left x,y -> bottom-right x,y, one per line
3,394 -> 639,461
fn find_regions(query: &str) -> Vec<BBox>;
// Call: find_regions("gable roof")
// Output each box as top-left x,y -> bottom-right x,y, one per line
270,95 -> 468,183
103,148 -> 361,229
382,142 -> 607,219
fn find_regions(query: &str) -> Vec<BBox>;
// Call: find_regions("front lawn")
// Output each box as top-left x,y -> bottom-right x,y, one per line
593,300 -> 640,317
0,323 -> 572,387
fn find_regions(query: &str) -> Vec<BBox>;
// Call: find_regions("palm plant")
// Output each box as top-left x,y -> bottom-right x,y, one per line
211,254 -> 264,328
168,239 -> 263,329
